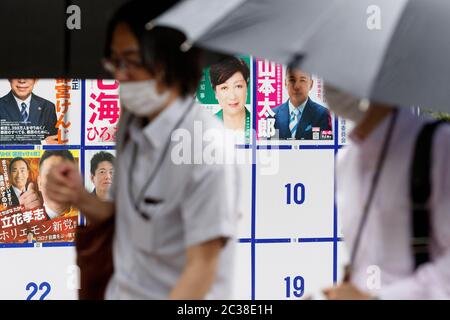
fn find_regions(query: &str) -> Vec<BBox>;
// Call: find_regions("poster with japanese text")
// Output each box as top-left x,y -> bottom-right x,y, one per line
0,149 -> 80,245
196,56 -> 253,145
84,79 -> 120,146
255,59 -> 334,145
0,79 -> 82,146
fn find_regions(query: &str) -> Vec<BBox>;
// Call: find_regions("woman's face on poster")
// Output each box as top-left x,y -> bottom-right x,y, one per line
214,72 -> 247,116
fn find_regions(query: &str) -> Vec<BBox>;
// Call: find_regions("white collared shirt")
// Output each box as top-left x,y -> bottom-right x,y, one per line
106,96 -> 240,300
44,204 -> 60,220
13,94 -> 32,118
288,97 -> 308,119
337,107 -> 450,299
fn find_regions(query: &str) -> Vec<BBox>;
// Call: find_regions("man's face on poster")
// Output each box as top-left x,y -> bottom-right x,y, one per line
38,156 -> 65,203
11,160 -> 29,191
9,79 -> 36,101
285,69 -> 313,107
91,161 -> 114,194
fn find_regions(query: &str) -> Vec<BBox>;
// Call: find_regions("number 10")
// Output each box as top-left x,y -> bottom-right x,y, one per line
285,183 -> 305,205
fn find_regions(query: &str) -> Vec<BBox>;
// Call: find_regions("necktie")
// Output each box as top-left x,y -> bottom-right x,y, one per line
289,108 -> 300,138
20,102 -> 28,122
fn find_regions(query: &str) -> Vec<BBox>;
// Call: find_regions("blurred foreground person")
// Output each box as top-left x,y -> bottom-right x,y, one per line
46,0 -> 239,299
322,84 -> 450,299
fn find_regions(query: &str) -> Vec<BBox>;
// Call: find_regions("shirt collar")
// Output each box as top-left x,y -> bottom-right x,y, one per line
13,94 -> 32,109
12,186 -> 24,197
288,97 -> 308,116
44,204 -> 60,219
129,95 -> 195,149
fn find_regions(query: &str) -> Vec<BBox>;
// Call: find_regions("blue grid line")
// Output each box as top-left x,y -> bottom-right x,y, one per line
255,238 -> 291,243
333,116 -> 340,283
42,242 -> 75,247
0,242 -> 75,248
42,145 -> 81,150
83,145 -> 116,150
251,58 -> 257,300
80,79 -> 86,227
0,145 -> 34,150
0,243 -> 35,248
238,237 -> 343,244
256,145 -> 292,150
297,237 -> 339,243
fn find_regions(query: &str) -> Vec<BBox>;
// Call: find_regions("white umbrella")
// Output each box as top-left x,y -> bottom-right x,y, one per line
299,0 -> 450,113
150,0 -> 337,65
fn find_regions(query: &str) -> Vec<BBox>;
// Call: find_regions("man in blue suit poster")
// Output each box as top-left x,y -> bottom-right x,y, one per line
0,79 -> 58,145
272,68 -> 332,140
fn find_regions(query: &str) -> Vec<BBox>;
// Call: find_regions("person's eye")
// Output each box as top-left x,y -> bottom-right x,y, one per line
236,84 -> 243,89
220,86 -> 228,91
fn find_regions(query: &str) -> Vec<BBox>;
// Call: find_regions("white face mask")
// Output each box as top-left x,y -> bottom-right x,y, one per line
119,80 -> 170,117
324,84 -> 369,123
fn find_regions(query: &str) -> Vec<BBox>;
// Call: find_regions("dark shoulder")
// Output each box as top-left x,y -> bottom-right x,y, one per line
307,99 -> 329,114
31,94 -> 55,109
0,91 -> 13,103
272,101 -> 287,114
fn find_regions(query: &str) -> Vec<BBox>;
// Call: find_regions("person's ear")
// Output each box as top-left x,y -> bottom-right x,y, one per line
309,79 -> 314,91
37,175 -> 42,191
90,174 -> 95,184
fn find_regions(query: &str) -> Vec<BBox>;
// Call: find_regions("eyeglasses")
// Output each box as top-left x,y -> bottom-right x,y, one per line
102,57 -> 146,74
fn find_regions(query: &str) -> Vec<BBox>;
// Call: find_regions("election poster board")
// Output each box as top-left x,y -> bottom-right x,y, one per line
0,57 -> 348,299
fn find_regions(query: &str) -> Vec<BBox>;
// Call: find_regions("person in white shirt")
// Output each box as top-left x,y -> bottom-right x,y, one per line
45,0 -> 239,300
322,84 -> 450,299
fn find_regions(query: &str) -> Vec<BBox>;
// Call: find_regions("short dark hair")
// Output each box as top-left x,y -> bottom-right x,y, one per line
39,150 -> 75,169
105,0 -> 203,96
90,151 -> 115,176
209,57 -> 250,90
286,67 -> 312,79
8,157 -> 30,176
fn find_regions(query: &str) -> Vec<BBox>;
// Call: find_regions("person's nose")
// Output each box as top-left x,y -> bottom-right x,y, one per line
114,69 -> 129,82
106,172 -> 113,181
229,88 -> 238,100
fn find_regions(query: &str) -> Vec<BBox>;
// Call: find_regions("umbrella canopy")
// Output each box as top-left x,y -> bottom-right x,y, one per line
299,0 -> 450,113
153,0 -> 337,66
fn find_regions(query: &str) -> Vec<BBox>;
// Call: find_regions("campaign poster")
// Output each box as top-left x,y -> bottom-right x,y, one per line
0,149 -> 80,244
0,79 -> 82,145
196,56 -> 253,145
255,59 -> 334,144
84,149 -> 116,201
85,79 -> 121,146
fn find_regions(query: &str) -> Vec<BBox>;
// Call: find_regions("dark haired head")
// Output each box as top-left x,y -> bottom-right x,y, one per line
90,152 -> 115,176
209,57 -> 250,90
39,150 -> 75,170
8,157 -> 30,176
105,0 -> 203,96
286,67 -> 312,79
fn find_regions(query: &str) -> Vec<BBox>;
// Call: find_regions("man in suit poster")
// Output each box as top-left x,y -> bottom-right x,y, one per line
0,79 -> 58,145
272,68 -> 332,140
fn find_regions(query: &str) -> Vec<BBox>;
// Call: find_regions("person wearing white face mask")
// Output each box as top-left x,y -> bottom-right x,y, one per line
44,0 -> 240,300
321,84 -> 450,300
